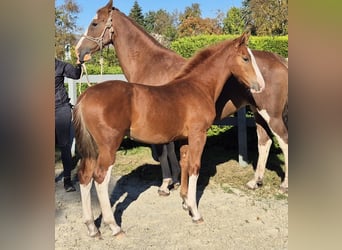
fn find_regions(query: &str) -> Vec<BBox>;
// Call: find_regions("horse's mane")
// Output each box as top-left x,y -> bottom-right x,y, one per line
174,39 -> 234,80
112,7 -> 171,51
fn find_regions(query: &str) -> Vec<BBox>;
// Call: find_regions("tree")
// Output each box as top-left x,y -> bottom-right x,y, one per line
129,1 -> 145,28
179,3 -> 201,21
177,4 -> 222,37
177,17 -> 222,37
144,9 -> 178,43
242,0 -> 288,35
55,0 -> 81,60
223,7 -> 245,35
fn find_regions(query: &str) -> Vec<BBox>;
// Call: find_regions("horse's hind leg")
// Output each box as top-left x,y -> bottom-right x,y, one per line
253,108 -> 288,193
157,144 -> 172,196
268,118 -> 288,193
94,165 -> 123,236
78,158 -> 100,237
94,141 -> 124,236
246,111 -> 272,190
165,142 -> 181,187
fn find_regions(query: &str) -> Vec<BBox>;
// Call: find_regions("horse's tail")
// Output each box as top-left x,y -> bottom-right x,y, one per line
73,99 -> 98,160
282,98 -> 288,129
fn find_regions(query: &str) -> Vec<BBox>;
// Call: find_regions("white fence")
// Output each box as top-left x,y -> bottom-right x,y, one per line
66,74 -> 255,166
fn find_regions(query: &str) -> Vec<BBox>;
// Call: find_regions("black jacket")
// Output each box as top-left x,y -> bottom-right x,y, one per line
55,58 -> 81,108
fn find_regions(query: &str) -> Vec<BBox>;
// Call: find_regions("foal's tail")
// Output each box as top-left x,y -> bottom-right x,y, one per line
73,101 -> 98,159
282,98 -> 288,130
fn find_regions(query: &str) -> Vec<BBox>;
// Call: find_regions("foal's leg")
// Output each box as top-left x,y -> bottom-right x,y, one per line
184,132 -> 206,223
246,111 -> 272,190
94,165 -> 122,236
94,143 -> 123,236
179,145 -> 189,210
78,158 -> 100,237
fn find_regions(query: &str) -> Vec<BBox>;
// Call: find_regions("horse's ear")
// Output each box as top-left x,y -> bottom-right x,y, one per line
105,0 -> 113,10
235,30 -> 251,48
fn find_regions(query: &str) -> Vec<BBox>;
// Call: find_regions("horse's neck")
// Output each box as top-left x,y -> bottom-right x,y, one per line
180,46 -> 233,103
112,11 -> 183,84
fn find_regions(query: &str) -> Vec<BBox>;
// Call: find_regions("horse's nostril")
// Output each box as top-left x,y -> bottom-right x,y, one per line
253,83 -> 260,91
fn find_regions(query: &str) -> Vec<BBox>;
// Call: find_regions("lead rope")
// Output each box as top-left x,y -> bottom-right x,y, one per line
99,56 -> 104,82
78,64 -> 92,95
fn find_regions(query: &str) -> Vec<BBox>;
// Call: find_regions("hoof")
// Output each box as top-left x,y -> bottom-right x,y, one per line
182,201 -> 189,211
89,230 -> 101,238
170,182 -> 180,191
246,180 -> 258,190
192,217 -> 204,224
279,186 -> 288,194
158,188 -> 170,196
246,180 -> 263,190
113,230 -> 125,238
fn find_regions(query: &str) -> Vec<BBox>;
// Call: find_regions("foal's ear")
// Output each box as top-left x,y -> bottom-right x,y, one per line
105,0 -> 113,10
235,30 -> 251,48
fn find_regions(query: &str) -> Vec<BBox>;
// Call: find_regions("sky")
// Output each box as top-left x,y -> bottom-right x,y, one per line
56,0 -> 242,32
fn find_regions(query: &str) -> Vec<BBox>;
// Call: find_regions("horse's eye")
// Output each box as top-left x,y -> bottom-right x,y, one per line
243,56 -> 249,62
92,22 -> 98,27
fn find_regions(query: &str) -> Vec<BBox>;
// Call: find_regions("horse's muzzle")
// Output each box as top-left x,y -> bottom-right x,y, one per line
78,49 -> 92,64
250,82 -> 263,93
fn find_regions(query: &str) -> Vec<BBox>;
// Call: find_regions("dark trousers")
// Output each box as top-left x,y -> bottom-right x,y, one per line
55,103 -> 73,179
152,142 -> 180,183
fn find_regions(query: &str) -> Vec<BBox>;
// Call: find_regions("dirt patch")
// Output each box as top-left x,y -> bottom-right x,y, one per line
55,147 -> 288,249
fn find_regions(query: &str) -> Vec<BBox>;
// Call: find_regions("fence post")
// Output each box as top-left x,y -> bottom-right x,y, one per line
237,107 -> 248,166
67,78 -> 77,156
67,78 -> 77,106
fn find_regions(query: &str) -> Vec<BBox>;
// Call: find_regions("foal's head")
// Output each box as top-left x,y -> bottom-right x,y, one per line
75,0 -> 114,63
228,32 -> 265,93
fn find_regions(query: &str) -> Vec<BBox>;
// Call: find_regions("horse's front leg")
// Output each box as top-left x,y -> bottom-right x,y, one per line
78,158 -> 100,237
179,145 -> 189,210
246,112 -> 272,190
185,132 -> 206,223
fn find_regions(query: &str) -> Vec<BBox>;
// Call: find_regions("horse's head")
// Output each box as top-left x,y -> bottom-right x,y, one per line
75,0 -> 114,63
228,32 -> 265,93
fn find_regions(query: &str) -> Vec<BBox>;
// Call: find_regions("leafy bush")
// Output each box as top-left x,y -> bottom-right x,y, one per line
171,35 -> 288,58
171,34 -> 236,58
207,125 -> 232,137
84,63 -> 123,74
248,35 -> 288,57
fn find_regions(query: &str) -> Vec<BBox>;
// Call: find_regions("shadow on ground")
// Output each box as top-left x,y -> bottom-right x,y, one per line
90,126 -> 285,228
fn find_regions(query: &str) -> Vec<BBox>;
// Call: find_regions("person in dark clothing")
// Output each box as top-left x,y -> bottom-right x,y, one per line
152,142 -> 181,196
55,58 -> 82,192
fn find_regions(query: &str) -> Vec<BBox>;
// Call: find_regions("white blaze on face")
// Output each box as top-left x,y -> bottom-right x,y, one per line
75,14 -> 98,55
247,48 -> 265,91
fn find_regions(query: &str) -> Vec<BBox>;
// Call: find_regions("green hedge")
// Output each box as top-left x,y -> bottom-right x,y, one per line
84,64 -> 123,74
171,35 -> 288,58
81,35 -> 287,74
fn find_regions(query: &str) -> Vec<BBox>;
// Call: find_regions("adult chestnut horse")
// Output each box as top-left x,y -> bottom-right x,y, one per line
76,1 -> 288,193
73,32 -> 265,236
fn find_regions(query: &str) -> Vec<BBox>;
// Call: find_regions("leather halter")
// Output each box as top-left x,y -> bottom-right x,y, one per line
82,9 -> 114,51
